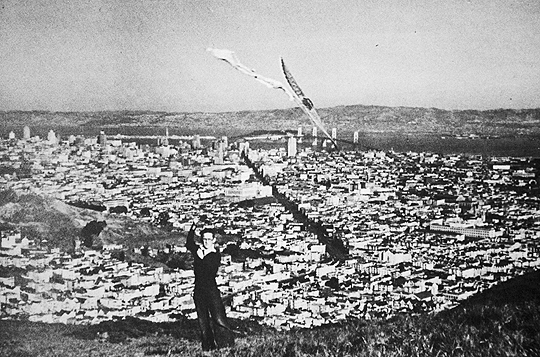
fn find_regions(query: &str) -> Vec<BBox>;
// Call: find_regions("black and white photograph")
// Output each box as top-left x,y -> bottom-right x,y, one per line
1,0 -> 539,356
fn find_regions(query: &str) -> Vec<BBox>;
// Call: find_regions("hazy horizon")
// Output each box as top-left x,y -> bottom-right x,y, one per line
2,101 -> 540,115
1,0 -> 539,113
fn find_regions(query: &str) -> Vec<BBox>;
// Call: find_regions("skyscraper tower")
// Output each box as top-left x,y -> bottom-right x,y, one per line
353,131 -> 359,144
287,136 -> 297,157
312,126 -> 317,138
214,142 -> 224,164
23,126 -> 30,140
47,130 -> 57,144
238,141 -> 250,156
192,134 -> 201,149
297,127 -> 303,137
213,138 -> 226,153
161,127 -> 169,146
98,131 -> 107,147
331,128 -> 337,140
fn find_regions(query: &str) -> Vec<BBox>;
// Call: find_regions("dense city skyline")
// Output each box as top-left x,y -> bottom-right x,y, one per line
1,130 -> 539,330
1,0 -> 540,113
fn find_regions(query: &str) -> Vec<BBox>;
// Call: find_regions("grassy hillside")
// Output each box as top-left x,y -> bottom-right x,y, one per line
0,190 -> 84,251
1,270 -> 539,357
0,189 -> 180,252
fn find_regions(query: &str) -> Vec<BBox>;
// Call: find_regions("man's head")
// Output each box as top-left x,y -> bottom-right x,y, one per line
200,228 -> 216,249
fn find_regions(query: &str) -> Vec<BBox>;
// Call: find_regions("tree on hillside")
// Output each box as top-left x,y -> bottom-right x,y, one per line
110,250 -> 125,261
140,207 -> 151,217
155,211 -> 171,228
81,220 -> 107,248
138,245 -> 148,257
109,206 -> 128,214
325,276 -> 340,290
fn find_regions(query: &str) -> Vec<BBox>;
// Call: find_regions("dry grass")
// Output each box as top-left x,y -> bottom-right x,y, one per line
2,302 -> 539,357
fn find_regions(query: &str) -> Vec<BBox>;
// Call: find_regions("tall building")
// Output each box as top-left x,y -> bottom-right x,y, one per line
192,134 -> 201,149
23,126 -> 30,140
214,144 -> 224,164
211,138 -> 226,164
331,128 -> 337,140
239,141 -> 250,156
160,127 -> 169,146
312,126 -> 317,138
98,131 -> 107,147
297,127 -> 303,137
215,138 -> 226,152
287,136 -> 297,157
353,131 -> 359,144
47,130 -> 57,144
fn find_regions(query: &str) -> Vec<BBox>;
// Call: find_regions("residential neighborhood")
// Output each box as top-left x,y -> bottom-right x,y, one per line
1,129 -> 539,330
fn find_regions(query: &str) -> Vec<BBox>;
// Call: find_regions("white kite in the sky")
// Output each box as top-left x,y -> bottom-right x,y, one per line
207,48 -> 337,148
280,57 -> 337,148
207,48 -> 294,100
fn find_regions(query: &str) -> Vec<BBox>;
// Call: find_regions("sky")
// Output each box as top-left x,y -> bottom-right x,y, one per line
1,0 -> 539,112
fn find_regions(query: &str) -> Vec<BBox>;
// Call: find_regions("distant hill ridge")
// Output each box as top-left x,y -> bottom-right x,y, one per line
1,105 -> 540,136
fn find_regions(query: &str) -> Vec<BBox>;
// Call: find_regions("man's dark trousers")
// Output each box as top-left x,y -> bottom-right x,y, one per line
194,286 -> 231,350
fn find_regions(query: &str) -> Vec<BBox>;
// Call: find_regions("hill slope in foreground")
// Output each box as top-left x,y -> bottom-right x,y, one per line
1,270 -> 539,357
